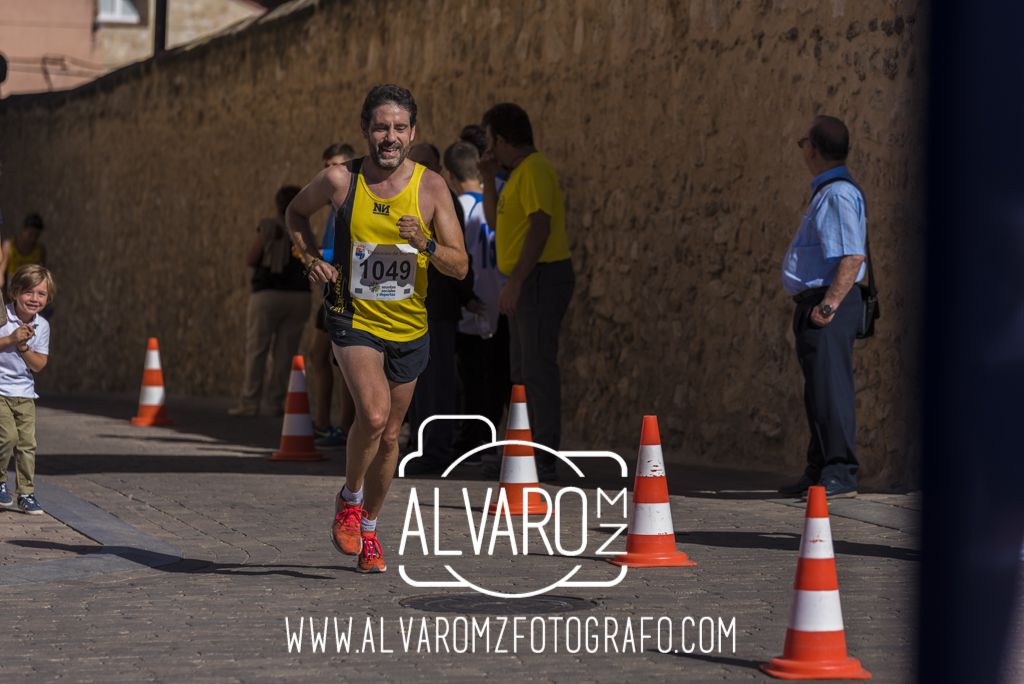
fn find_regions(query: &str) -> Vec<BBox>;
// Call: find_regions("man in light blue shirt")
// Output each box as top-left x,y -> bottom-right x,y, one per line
778,116 -> 867,500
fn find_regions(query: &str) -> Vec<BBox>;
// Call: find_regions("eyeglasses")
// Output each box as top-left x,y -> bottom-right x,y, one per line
797,137 -> 811,149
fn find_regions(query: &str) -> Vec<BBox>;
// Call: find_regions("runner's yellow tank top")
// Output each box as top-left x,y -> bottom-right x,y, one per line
325,160 -> 432,342
7,240 -> 41,276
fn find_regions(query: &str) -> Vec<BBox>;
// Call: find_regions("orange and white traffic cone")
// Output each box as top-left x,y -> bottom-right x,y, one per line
130,338 -> 174,427
488,385 -> 549,516
607,416 -> 695,568
267,356 -> 325,462
760,485 -> 871,680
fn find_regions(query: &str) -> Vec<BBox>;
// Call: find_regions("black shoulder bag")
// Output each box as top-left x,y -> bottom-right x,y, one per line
858,236 -> 880,339
811,177 -> 881,339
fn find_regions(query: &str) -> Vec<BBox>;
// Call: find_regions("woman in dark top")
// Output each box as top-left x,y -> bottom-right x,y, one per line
228,186 -> 311,417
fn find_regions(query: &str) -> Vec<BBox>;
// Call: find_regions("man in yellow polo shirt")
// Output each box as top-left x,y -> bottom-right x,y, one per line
479,103 -> 574,481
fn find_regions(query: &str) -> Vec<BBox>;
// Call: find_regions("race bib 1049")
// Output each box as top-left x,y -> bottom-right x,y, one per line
350,242 -> 418,301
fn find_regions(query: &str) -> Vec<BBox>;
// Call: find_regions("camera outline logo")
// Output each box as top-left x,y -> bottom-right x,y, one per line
397,415 -> 631,599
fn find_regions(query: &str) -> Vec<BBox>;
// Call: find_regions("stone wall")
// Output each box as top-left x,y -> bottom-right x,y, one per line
0,0 -> 926,487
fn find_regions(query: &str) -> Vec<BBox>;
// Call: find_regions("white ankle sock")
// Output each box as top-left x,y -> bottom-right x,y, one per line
341,485 -> 363,505
360,517 -> 377,533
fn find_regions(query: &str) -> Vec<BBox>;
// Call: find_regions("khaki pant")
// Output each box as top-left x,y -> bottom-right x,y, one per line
0,395 -> 36,495
240,289 -> 311,410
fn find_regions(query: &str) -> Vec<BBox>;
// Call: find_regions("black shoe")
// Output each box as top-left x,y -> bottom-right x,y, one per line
816,477 -> 857,499
452,444 -> 484,466
537,464 -> 559,483
482,462 -> 501,480
461,453 -> 483,466
778,475 -> 817,497
403,459 -> 446,476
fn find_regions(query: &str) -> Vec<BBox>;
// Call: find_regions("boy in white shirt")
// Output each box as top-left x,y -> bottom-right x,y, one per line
443,142 -> 511,462
0,265 -> 53,515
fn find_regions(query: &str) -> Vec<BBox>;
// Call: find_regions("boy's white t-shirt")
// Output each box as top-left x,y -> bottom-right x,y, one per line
0,303 -> 50,398
457,191 -> 508,336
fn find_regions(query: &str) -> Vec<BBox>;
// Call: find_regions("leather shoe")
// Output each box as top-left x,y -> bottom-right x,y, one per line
778,475 -> 816,497
537,464 -> 559,482
815,477 -> 857,499
403,459 -> 447,476
227,404 -> 258,418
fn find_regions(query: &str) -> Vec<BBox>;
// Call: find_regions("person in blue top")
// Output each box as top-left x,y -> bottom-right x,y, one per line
778,116 -> 868,500
310,142 -> 356,446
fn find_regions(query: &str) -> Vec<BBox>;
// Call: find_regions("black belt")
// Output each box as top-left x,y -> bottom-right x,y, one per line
793,286 -> 829,304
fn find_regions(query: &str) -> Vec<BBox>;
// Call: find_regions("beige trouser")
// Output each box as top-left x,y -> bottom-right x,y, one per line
240,289 -> 311,411
0,395 -> 36,495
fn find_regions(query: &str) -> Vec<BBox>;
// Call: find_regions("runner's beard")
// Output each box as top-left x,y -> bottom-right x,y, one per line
369,141 -> 408,169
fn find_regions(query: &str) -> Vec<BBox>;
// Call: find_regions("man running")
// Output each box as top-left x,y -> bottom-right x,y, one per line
284,84 -> 469,573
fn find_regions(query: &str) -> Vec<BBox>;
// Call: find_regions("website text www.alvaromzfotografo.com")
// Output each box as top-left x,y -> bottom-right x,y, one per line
284,615 -> 737,655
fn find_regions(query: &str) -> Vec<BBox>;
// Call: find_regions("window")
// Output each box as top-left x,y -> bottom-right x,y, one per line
97,0 -> 142,24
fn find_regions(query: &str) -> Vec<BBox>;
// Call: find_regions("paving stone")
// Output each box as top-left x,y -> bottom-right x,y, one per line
0,396 -> 921,682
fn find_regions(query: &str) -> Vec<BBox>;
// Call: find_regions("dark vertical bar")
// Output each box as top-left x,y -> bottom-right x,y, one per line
920,1 -> 1024,682
154,0 -> 167,55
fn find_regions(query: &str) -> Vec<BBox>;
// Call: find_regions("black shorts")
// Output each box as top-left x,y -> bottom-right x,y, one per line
325,316 -> 430,385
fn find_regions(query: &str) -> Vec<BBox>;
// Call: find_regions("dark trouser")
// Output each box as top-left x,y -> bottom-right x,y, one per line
453,315 -> 512,456
409,319 -> 457,466
508,259 -> 575,468
793,286 -> 862,488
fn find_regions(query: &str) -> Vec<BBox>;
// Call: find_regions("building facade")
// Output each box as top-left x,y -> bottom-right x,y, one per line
0,0 -> 265,97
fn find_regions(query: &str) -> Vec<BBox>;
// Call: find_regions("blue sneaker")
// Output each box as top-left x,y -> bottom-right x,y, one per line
0,482 -> 14,509
317,427 -> 348,448
312,423 -> 332,439
18,493 -> 43,515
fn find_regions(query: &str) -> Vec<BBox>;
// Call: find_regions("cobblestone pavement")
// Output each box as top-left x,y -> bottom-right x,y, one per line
858,492 -> 922,511
2,393 -> 918,683
0,507 -> 102,565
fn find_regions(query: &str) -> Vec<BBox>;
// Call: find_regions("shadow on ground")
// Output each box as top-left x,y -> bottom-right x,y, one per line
4,535 -> 358,579
578,527 -> 918,561
39,392 -> 285,449
157,558 -> 361,578
36,452 -> 345,478
6,539 -> 102,554
673,531 -> 919,561
37,392 -> 892,498
662,650 -> 765,671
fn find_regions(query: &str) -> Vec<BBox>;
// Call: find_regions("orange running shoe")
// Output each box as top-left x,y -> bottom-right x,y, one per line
357,531 -> 386,573
334,489 -> 352,517
332,500 -> 364,556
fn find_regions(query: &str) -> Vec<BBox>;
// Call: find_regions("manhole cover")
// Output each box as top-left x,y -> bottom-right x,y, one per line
400,594 -> 596,615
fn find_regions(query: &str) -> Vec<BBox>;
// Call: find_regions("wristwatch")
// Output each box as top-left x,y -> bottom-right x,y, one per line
422,239 -> 436,256
821,303 -> 835,316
